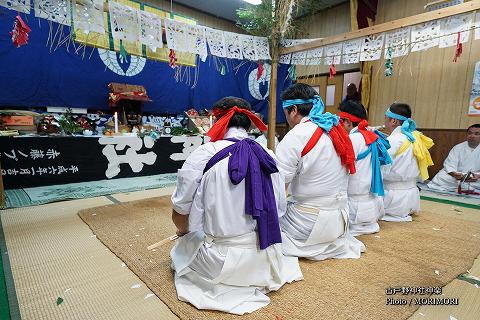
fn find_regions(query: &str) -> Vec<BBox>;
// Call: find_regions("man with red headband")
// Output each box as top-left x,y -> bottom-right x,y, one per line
170,97 -> 302,314
276,83 -> 365,261
338,100 -> 392,236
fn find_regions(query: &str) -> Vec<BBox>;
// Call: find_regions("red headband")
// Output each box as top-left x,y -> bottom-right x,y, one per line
339,112 -> 377,145
338,112 -> 364,123
207,106 -> 267,142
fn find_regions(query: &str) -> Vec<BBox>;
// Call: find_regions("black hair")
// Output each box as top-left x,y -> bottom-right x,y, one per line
338,100 -> 367,127
389,103 -> 412,123
212,96 -> 252,131
467,124 -> 480,131
280,83 -> 317,116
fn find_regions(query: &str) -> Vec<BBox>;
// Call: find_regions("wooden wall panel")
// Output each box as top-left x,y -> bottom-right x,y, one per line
369,0 -> 480,130
143,0 -> 243,32
296,2 -> 355,77
418,128 -> 467,177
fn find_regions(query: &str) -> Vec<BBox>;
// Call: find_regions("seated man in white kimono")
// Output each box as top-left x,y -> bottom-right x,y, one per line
382,103 -> 434,222
338,100 -> 392,236
170,97 -> 303,315
276,83 -> 365,261
428,124 -> 480,193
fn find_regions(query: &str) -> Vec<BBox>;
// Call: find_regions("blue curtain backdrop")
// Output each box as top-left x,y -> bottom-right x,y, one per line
0,8 -> 290,122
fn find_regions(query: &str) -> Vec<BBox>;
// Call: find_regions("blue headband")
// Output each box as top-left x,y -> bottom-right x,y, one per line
282,95 -> 339,133
385,107 -> 416,142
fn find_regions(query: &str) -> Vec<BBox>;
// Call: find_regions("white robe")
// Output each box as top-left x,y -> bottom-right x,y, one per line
276,117 -> 365,260
381,126 -> 420,222
347,128 -> 385,236
428,141 -> 480,192
170,127 -> 303,315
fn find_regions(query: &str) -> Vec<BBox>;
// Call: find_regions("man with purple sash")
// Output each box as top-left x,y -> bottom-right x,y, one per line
170,97 -> 303,315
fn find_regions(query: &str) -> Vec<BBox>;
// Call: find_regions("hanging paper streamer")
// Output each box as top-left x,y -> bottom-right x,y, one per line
324,43 -> 342,65
411,21 -> 440,52
384,47 -> 393,77
224,31 -> 243,60
439,13 -> 473,48
138,10 -> 163,51
119,40 -> 128,63
342,38 -> 362,64
305,47 -> 323,66
453,32 -> 463,62
0,0 -> 30,14
288,64 -> 296,80
184,24 -> 208,61
241,35 -> 257,61
254,37 -> 271,60
384,28 -> 410,58
329,64 -> 337,79
109,1 -> 140,42
35,0 -> 71,26
205,27 -> 227,58
360,34 -> 384,61
169,49 -> 177,68
10,15 -> 31,48
256,62 -> 264,80
74,0 -> 105,35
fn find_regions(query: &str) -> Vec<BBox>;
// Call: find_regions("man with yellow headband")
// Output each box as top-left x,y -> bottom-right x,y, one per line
382,103 -> 434,222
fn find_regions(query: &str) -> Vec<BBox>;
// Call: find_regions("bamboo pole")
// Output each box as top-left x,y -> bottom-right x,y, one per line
267,59 -> 278,151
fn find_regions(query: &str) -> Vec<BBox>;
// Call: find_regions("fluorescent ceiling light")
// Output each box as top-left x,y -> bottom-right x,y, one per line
243,0 -> 262,5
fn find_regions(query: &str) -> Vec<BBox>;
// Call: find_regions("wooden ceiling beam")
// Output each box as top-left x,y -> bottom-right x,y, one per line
280,0 -> 480,55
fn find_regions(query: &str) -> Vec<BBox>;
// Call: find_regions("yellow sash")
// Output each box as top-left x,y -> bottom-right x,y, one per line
395,131 -> 434,180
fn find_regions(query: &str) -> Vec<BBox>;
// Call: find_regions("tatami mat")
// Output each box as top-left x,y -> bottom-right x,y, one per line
0,196 -> 178,320
0,189 -> 479,320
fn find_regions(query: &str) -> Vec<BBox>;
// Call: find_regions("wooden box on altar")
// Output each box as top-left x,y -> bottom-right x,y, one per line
108,83 -> 152,127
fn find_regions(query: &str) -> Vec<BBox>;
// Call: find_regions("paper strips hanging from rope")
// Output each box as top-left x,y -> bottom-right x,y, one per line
224,31 -> 243,59
206,27 -> 227,58
324,43 -> 342,65
138,10 -> 163,52
255,37 -> 271,60
342,38 -> 362,64
360,34 -> 384,61
305,47 -> 323,66
184,24 -> 207,61
164,18 -> 188,52
109,1 -> 139,42
384,28 -> 410,58
439,13 -> 473,48
411,20 -> 441,52
35,0 -> 72,26
241,35 -> 257,61
10,14 -> 31,48
74,0 -> 105,35
0,0 -> 30,14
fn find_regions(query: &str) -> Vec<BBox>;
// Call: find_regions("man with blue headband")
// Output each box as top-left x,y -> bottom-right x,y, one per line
170,97 -> 302,314
382,103 -> 434,222
276,83 -> 365,261
338,100 -> 392,236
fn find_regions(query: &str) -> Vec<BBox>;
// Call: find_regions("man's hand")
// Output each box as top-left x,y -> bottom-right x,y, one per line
449,172 -> 464,180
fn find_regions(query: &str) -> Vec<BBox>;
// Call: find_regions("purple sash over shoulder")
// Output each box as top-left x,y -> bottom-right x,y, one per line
203,138 -> 282,250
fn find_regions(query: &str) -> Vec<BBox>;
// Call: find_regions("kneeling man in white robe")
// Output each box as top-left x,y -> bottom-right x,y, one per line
170,97 -> 303,315
382,103 -> 434,222
276,83 -> 365,260
428,124 -> 480,192
338,100 -> 392,236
